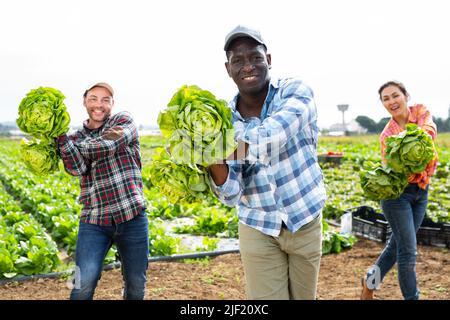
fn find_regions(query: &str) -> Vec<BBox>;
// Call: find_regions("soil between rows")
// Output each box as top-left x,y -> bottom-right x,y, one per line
0,238 -> 448,300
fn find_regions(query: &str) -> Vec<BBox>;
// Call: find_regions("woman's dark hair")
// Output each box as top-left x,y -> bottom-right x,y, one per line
378,80 -> 409,100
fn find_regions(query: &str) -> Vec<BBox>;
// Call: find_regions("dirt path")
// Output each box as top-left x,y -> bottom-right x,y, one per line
0,238 -> 448,300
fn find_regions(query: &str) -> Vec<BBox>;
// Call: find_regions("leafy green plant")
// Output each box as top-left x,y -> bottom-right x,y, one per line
194,237 -> 219,252
149,218 -> 181,256
174,206 -> 238,238
386,123 -> 436,174
322,231 -> 357,255
158,85 -> 236,166
20,138 -> 60,175
148,147 -> 213,204
16,87 -> 70,140
359,161 -> 409,201
0,216 -> 60,278
322,220 -> 357,255
16,87 -> 70,175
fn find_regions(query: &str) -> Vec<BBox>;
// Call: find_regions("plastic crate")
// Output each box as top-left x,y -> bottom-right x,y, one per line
349,206 -> 450,248
318,153 -> 343,166
417,218 -> 450,248
349,206 -> 392,242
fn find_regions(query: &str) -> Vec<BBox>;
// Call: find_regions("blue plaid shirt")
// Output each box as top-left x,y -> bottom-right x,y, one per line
210,78 -> 327,237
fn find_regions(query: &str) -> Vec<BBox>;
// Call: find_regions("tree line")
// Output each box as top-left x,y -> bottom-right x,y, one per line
355,115 -> 450,134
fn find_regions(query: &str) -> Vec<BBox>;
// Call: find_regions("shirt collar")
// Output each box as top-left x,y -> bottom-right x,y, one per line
229,78 -> 279,119
389,106 -> 413,131
82,116 -> 110,133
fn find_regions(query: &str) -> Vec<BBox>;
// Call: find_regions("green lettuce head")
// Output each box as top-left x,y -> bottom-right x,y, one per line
359,161 -> 409,201
20,138 -> 60,175
0,247 -> 15,276
157,85 -> 237,166
386,123 -> 435,174
17,87 -> 70,139
148,147 -> 213,204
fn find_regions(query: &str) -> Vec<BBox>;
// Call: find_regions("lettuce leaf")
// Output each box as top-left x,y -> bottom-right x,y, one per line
359,161 -> 409,201
386,123 -> 436,174
158,85 -> 237,167
20,138 -> 60,175
17,87 -> 70,139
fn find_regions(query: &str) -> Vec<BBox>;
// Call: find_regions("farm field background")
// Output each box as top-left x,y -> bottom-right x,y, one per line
0,133 -> 449,283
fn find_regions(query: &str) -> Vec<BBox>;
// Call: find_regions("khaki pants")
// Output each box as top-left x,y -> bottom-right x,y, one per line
238,214 -> 322,300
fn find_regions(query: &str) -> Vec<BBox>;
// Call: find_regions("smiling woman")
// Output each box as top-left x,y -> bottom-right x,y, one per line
379,81 -> 410,128
361,80 -> 439,300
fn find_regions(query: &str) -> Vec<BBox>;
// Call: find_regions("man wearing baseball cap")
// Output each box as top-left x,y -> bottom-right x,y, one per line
84,82 -> 115,98
208,25 -> 326,300
223,25 -> 267,51
56,82 -> 149,300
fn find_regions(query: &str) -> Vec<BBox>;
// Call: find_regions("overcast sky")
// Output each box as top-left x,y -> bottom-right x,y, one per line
1,0 -> 449,129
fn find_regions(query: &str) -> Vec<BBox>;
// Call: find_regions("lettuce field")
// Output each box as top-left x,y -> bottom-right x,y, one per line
0,133 -> 449,280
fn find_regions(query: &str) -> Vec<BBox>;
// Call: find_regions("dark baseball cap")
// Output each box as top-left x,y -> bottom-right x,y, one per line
224,25 -> 266,51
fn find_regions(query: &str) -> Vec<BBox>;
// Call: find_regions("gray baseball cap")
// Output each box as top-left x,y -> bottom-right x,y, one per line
84,82 -> 114,97
224,25 -> 266,51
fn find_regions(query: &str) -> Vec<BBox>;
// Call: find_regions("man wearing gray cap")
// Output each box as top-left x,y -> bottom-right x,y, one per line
56,82 -> 149,300
208,25 -> 327,299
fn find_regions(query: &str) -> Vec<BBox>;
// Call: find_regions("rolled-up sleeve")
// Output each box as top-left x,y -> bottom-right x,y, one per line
209,163 -> 243,207
421,107 -> 437,140
75,113 -> 137,161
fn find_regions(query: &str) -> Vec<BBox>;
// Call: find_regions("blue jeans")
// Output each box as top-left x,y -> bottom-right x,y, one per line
367,184 -> 428,300
70,210 -> 149,300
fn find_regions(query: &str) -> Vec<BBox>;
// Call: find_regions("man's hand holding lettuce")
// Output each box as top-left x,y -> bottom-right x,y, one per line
16,87 -> 71,175
17,87 -> 70,139
148,147 -> 213,204
153,85 -> 237,203
157,85 -> 237,167
19,138 -> 60,176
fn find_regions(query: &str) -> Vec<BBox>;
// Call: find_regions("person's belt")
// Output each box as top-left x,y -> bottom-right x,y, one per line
282,215 -> 320,231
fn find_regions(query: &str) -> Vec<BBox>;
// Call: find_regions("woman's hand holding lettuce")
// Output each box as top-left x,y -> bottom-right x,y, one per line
385,123 -> 436,175
359,161 -> 409,201
360,124 -> 436,200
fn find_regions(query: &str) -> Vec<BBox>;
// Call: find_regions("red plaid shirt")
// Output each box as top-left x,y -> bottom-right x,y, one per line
57,112 -> 145,225
380,104 -> 438,189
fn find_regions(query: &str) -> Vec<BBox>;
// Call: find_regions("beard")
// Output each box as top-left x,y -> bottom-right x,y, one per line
88,109 -> 111,123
